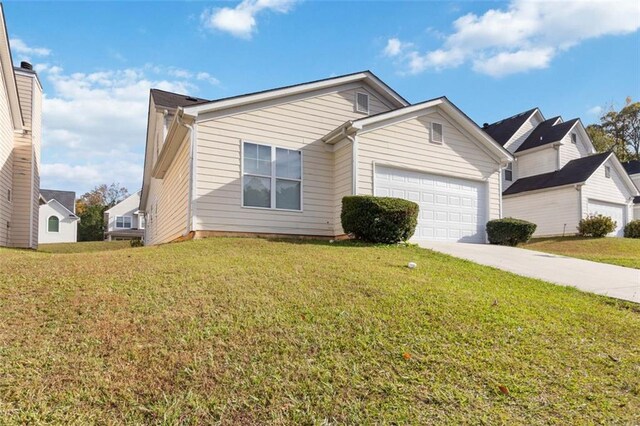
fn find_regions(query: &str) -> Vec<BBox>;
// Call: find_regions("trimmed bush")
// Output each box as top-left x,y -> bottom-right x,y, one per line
341,196 -> 418,243
130,238 -> 144,248
624,220 -> 640,238
577,214 -> 616,238
486,218 -> 537,246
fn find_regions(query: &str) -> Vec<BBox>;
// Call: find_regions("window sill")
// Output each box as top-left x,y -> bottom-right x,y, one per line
241,205 -> 303,213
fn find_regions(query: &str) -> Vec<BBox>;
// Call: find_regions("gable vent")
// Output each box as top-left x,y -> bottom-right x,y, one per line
356,92 -> 369,114
431,122 -> 443,144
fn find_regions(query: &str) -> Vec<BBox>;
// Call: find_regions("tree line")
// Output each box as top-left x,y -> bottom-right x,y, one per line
75,183 -> 129,241
587,98 -> 640,162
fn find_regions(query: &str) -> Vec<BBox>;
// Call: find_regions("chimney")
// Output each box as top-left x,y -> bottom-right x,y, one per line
20,61 -> 32,70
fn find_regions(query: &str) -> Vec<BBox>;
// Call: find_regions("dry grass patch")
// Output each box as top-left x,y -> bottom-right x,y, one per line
0,238 -> 639,424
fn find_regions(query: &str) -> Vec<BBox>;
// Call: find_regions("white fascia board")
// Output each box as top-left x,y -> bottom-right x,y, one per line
183,72 -> 407,116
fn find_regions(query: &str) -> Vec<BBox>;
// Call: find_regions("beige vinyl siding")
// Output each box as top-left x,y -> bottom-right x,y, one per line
194,85 -> 391,237
333,140 -> 352,235
581,160 -> 633,224
145,135 -> 190,245
504,187 -> 581,237
10,73 -> 38,248
559,131 -> 590,168
517,146 -> 558,179
0,54 -> 14,246
504,113 -> 542,152
356,111 -> 501,221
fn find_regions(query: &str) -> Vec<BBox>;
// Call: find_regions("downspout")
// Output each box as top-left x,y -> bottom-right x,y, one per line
177,109 -> 196,237
498,163 -> 505,218
345,129 -> 358,195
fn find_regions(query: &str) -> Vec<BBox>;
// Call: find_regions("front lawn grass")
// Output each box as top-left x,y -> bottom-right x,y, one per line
523,236 -> 640,269
38,240 -> 131,253
1,237 -> 638,424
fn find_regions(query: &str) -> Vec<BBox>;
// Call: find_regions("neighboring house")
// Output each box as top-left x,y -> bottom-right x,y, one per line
104,191 -> 144,241
622,160 -> 640,220
483,109 -> 639,237
140,71 -> 512,245
0,5 -> 42,249
38,189 -> 79,244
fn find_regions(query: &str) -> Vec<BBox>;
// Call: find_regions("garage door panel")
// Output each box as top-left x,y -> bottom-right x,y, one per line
587,199 -> 626,237
374,166 -> 487,243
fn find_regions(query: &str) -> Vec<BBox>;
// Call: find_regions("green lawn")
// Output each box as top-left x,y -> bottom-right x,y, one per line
38,240 -> 131,254
523,237 -> 640,269
1,238 -> 639,424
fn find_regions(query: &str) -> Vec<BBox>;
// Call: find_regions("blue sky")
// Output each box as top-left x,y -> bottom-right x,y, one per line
4,0 -> 640,195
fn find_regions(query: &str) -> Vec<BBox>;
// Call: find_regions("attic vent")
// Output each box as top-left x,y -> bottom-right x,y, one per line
431,122 -> 443,144
355,92 -> 369,114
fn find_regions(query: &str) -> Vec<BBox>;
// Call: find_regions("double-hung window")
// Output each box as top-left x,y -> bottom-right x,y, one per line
116,216 -> 132,229
243,142 -> 302,211
505,162 -> 513,182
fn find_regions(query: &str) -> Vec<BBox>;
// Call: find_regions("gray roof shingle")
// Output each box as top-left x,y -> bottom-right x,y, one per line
150,89 -> 209,109
622,160 -> 640,175
503,152 -> 611,196
40,189 -> 76,213
482,108 -> 538,146
516,117 -> 580,153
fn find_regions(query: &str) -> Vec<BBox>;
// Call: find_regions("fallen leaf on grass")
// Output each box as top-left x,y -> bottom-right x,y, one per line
498,385 -> 510,395
403,352 -> 412,360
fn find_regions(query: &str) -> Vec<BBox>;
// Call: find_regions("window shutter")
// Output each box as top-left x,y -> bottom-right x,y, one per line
356,92 -> 369,114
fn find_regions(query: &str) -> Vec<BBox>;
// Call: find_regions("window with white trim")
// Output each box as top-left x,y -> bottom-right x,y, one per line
242,142 -> 302,211
116,216 -> 132,229
605,166 -> 611,178
431,122 -> 443,144
6,189 -> 10,202
504,162 -> 513,182
48,216 -> 59,232
355,92 -> 369,114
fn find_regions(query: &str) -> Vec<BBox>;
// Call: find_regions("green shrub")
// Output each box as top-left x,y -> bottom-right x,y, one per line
577,214 -> 616,238
341,196 -> 418,244
624,220 -> 640,238
130,238 -> 144,248
486,218 -> 537,246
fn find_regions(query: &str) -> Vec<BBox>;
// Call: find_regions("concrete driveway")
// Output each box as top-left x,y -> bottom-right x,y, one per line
418,241 -> 640,304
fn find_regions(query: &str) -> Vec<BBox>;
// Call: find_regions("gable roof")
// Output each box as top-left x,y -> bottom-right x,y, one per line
323,96 -> 513,163
40,189 -> 76,213
182,70 -> 409,116
482,108 -> 538,146
622,160 -> 640,175
503,152 -> 611,196
516,117 -> 580,153
150,89 -> 209,109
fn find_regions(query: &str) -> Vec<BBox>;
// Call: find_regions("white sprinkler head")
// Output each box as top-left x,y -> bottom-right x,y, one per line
408,262 -> 417,269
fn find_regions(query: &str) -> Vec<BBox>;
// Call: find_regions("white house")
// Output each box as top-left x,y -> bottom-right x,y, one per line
104,191 -> 144,241
483,109 -> 639,237
140,71 -> 513,245
38,190 -> 79,244
622,160 -> 640,220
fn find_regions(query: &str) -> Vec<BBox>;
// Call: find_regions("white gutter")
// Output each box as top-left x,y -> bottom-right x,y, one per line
177,109 -> 196,236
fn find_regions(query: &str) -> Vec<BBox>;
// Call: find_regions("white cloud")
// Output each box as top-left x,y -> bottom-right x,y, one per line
385,0 -> 640,77
588,105 -> 604,116
9,38 -> 51,58
201,0 -> 297,39
383,38 -> 405,57
36,63 -> 220,193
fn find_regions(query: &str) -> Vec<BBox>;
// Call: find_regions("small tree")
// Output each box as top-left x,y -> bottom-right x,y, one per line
76,183 -> 130,241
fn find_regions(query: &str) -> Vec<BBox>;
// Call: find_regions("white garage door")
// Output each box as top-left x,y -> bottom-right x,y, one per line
375,166 -> 487,243
587,199 -> 627,237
